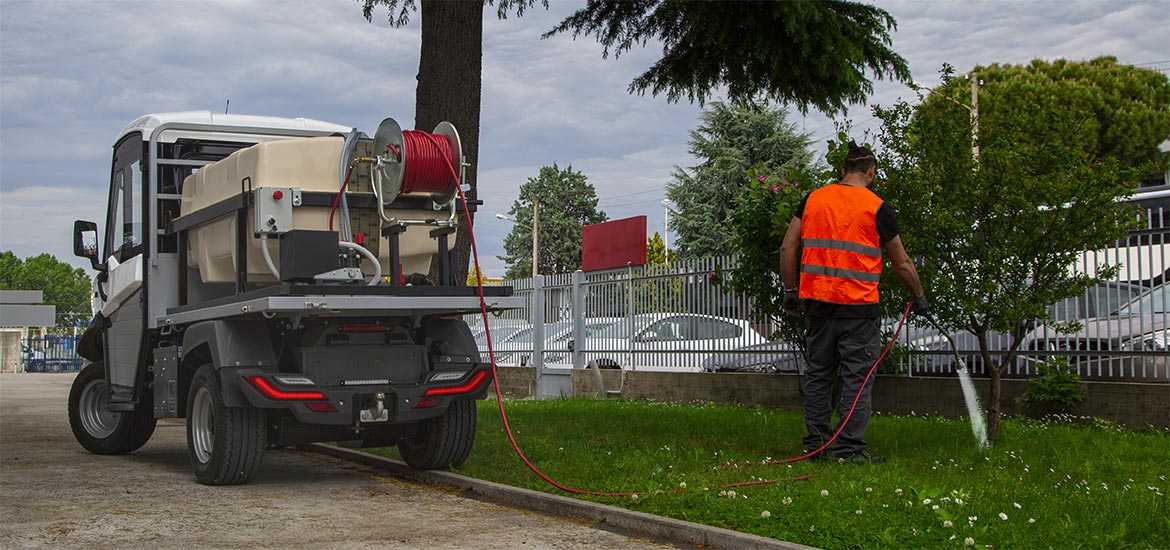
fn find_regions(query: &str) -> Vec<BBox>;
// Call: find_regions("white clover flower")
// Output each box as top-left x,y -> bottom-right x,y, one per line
866,487 -> 873,493
950,535 -> 957,541
943,520 -> 953,528
809,525 -> 816,533
631,494 -> 639,501
956,499 -> 964,505
558,447 -> 564,452
1013,502 -> 1022,509
727,490 -> 737,499
783,497 -> 793,505
965,537 -> 975,546
761,510 -> 771,519
999,512 -> 1009,521
821,489 -> 829,497
679,482 -> 687,489
895,488 -> 903,496
855,509 -> 863,515
923,498 -> 932,505
932,505 -> 940,510
1028,518 -> 1036,524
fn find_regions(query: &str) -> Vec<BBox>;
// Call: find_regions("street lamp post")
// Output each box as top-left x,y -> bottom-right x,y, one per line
661,199 -> 670,253
496,199 -> 539,277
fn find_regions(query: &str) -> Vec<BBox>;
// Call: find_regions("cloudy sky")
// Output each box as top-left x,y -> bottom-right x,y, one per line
1,0 -> 1167,277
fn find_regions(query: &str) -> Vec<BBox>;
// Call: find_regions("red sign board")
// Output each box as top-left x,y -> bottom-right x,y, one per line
581,216 -> 647,272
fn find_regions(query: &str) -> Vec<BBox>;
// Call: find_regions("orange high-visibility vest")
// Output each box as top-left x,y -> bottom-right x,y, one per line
799,184 -> 884,305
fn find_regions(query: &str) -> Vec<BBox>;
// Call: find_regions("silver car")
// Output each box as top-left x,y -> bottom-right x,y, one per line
1021,283 -> 1168,381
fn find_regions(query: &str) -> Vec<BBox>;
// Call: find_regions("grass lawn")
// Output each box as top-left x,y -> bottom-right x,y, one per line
371,397 -> 1169,549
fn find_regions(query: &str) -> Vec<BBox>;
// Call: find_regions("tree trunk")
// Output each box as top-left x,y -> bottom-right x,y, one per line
987,363 -> 1002,443
417,0 -> 482,285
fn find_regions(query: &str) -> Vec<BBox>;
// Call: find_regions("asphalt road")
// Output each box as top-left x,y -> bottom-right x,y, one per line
0,373 -> 676,549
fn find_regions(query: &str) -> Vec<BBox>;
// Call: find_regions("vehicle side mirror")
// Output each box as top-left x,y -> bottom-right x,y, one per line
73,220 -> 104,271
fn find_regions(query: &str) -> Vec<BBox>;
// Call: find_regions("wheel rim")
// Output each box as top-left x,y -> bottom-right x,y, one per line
190,386 -> 214,464
79,378 -> 118,439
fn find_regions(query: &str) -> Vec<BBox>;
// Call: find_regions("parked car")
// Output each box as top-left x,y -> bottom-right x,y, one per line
701,341 -> 806,374
470,321 -> 530,352
493,318 -> 622,366
579,313 -> 767,371
1020,283 -> 1168,381
906,281 -> 1147,373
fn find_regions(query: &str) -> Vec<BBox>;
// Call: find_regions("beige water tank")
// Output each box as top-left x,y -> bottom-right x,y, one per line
180,137 -> 451,284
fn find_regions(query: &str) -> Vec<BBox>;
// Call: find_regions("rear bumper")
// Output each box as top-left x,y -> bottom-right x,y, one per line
233,367 -> 493,425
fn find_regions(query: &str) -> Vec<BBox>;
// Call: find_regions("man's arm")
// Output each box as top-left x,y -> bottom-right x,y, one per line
779,217 -> 802,290
882,235 -> 924,298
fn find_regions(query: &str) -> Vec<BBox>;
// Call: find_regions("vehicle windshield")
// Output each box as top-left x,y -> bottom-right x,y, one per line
593,316 -> 651,338
1113,285 -> 1168,316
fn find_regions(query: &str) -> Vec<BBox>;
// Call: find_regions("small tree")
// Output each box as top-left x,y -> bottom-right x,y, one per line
667,101 -> 816,259
0,251 -> 93,326
872,64 -> 1144,442
499,163 -> 607,278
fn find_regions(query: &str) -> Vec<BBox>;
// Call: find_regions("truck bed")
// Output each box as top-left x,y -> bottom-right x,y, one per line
162,283 -> 519,326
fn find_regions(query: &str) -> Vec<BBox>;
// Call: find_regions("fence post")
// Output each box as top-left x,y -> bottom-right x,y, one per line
532,275 -> 545,372
571,270 -> 584,370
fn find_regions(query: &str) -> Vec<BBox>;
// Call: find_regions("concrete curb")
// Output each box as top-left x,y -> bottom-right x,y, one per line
306,444 -> 817,550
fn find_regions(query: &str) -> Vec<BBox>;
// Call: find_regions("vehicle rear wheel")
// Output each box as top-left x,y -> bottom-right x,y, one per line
399,399 -> 476,470
68,361 -> 157,455
186,364 -> 266,485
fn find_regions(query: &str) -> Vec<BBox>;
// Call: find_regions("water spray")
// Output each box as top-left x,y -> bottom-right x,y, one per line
924,317 -> 990,449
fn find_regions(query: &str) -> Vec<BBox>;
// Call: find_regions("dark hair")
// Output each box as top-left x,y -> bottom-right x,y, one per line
842,141 -> 876,174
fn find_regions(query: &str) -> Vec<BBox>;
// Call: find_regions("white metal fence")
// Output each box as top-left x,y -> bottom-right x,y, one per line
470,205 -> 1168,382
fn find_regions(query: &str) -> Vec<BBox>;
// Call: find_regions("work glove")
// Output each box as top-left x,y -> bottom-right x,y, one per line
783,290 -> 802,315
911,295 -> 930,317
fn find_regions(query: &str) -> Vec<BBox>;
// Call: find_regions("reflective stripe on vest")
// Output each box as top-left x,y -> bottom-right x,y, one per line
799,185 -> 884,305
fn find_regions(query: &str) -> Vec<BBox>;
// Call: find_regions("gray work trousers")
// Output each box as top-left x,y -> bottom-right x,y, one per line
801,316 -> 881,457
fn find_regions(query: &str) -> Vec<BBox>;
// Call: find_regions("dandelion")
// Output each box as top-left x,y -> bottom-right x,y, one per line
821,489 -> 830,497
999,512 -> 1009,521
943,520 -> 953,528
965,537 -> 975,546
761,510 -> 771,519
1013,502 -> 1022,509
783,497 -> 793,506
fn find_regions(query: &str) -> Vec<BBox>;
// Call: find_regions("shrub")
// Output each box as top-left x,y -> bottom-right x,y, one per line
1016,357 -> 1085,416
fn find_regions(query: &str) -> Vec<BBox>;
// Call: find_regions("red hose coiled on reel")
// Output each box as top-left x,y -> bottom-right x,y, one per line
399,130 -> 459,196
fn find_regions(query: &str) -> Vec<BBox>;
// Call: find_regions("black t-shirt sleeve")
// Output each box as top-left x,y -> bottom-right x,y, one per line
875,202 -> 899,244
794,193 -> 810,219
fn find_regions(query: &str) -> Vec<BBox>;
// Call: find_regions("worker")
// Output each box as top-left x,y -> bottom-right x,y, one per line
779,141 -> 928,464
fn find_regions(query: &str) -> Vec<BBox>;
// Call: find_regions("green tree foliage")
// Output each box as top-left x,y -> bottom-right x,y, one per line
635,232 -> 679,314
545,0 -> 911,113
361,0 -> 547,284
646,231 -> 674,265
0,251 -> 93,326
666,101 -> 816,259
872,64 -> 1143,442
499,163 -> 607,278
921,57 -> 1170,173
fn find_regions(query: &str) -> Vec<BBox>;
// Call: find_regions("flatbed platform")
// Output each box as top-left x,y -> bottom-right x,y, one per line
162,283 -> 520,326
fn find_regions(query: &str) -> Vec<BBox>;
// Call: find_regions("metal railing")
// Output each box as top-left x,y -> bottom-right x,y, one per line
20,334 -> 84,373
471,205 -> 1167,382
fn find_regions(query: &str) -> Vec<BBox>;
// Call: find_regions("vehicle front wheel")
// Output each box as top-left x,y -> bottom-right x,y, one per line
186,364 -> 266,485
399,399 -> 476,470
68,361 -> 157,455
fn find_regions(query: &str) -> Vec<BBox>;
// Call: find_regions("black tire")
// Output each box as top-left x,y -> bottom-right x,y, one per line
186,364 -> 266,485
68,361 -> 156,455
399,399 -> 476,470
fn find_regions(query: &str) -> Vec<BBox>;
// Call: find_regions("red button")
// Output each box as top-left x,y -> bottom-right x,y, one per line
272,189 -> 284,200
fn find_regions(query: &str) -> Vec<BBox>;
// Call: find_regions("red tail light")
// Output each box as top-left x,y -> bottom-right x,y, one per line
245,376 -> 327,401
305,402 -> 339,413
422,370 -> 490,396
412,397 -> 443,409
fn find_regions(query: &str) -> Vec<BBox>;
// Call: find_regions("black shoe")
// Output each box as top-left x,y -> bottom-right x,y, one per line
836,452 -> 886,465
805,449 -> 833,462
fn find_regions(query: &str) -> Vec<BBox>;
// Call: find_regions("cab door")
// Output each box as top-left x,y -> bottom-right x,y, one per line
101,132 -> 147,404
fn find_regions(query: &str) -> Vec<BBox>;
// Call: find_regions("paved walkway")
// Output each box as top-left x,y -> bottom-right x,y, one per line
0,373 -> 679,549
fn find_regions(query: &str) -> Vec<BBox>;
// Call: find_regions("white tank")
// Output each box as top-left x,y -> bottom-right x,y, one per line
180,137 -> 450,284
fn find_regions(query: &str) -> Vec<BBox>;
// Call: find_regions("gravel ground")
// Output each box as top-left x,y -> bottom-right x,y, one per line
0,373 -> 677,549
